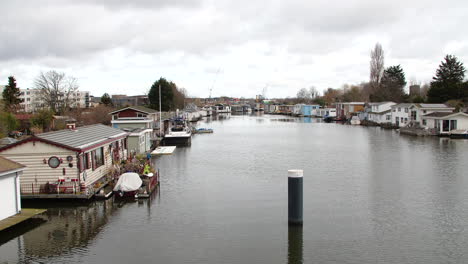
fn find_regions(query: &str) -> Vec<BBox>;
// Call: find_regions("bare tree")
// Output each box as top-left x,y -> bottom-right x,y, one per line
296,88 -> 310,103
370,43 -> 385,93
309,86 -> 319,99
34,71 -> 79,114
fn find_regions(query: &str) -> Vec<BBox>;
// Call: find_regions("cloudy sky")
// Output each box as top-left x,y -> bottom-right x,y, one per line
1,0 -> 467,98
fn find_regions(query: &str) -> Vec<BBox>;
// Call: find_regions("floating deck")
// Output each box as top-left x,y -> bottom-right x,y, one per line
151,146 -> 177,155
0,208 -> 47,232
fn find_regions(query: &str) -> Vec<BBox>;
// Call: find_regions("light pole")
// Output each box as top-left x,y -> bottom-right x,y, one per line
159,84 -> 162,137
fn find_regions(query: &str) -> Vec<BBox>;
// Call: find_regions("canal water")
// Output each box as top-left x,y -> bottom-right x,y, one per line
1,114 -> 468,264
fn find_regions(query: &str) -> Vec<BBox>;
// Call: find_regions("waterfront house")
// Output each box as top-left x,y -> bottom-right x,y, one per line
316,108 -> 337,118
391,103 -> 455,127
367,102 -> 396,124
421,112 -> 468,135
0,157 -> 24,221
278,105 -> 294,115
293,104 -> 320,117
110,106 -> 158,154
110,106 -> 158,130
0,124 -> 128,199
335,102 -> 365,120
390,103 -> 412,127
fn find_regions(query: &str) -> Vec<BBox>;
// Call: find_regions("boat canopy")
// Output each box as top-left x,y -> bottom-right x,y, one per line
113,172 -> 142,192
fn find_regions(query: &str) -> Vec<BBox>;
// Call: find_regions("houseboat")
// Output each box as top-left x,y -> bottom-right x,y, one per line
214,104 -> 231,114
163,118 -> 192,146
0,124 -> 129,199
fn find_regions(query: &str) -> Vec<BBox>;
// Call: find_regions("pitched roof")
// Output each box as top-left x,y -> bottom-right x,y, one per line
109,105 -> 158,115
419,103 -> 451,108
423,112 -> 468,119
0,156 -> 25,175
36,124 -> 128,149
0,137 -> 18,146
369,109 -> 392,114
391,103 -> 414,108
369,101 -> 395,105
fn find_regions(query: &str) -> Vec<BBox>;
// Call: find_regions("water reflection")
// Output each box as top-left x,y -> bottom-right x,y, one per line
0,194 -> 160,262
288,225 -> 303,264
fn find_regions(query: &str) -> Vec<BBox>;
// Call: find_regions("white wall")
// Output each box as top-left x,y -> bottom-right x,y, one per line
0,172 -> 20,221
391,108 -> 410,127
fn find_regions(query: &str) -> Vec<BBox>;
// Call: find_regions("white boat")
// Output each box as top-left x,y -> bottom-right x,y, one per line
163,118 -> 192,146
113,172 -> 143,198
350,116 -> 361,125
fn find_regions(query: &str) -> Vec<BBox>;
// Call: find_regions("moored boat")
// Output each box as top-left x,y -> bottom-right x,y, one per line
163,118 -> 192,146
193,128 -> 213,134
113,172 -> 143,198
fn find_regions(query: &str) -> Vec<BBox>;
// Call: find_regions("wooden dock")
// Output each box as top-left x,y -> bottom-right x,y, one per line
0,208 -> 47,232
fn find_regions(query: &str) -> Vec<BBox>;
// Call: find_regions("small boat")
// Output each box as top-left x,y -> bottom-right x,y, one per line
193,128 -> 213,134
113,172 -> 143,198
449,129 -> 468,139
323,116 -> 334,123
350,116 -> 361,125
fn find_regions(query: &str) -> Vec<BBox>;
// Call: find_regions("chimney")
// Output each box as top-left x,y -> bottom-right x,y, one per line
66,118 -> 76,130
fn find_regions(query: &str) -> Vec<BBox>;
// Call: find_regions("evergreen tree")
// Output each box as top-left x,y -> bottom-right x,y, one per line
371,65 -> 407,102
427,55 -> 466,103
148,77 -> 175,111
2,76 -> 22,112
101,93 -> 113,106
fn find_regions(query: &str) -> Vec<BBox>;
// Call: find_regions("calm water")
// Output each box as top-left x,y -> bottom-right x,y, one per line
2,114 -> 468,264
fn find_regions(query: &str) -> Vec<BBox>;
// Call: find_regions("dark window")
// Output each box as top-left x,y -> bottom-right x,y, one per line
94,147 -> 104,169
85,153 -> 91,170
450,120 -> 457,130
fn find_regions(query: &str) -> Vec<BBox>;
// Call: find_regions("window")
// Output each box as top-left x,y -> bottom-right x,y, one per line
423,110 -> 427,114
386,115 -> 391,121
405,108 -> 408,113
393,108 -> 396,112
422,119 -> 427,126
93,147 -> 104,169
85,153 -> 91,170
450,120 -> 457,130
48,156 -> 60,168
398,107 -> 401,112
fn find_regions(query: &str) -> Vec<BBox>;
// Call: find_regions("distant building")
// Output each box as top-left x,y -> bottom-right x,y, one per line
111,95 -> 149,107
366,102 -> 396,124
19,88 -> 90,113
110,106 -> 158,154
391,103 -> 455,127
335,102 -> 365,119
409,85 -> 421,97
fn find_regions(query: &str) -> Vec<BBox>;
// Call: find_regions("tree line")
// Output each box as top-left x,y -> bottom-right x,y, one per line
1,72 -> 187,137
294,43 -> 467,108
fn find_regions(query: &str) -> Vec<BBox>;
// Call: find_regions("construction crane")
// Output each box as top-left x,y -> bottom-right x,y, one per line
262,84 -> 268,100
209,68 -> 221,100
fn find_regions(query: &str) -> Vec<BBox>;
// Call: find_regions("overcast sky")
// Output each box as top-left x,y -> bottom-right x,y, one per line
1,0 -> 467,98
